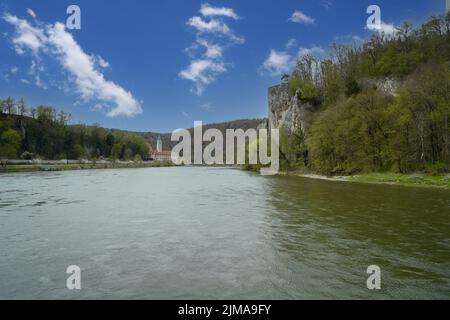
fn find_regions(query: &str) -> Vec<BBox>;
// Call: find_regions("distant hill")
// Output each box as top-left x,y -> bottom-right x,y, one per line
112,118 -> 267,151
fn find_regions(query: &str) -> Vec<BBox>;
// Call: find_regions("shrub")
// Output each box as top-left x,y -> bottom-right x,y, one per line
425,162 -> 449,176
20,151 -> 34,160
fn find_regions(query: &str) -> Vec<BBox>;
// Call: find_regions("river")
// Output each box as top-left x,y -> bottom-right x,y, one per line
0,167 -> 449,299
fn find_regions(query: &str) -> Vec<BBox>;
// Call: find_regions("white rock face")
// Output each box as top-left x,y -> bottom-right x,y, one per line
268,83 -> 308,132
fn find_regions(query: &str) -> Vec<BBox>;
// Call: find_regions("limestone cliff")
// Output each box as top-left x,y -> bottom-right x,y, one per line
268,83 -> 309,133
268,78 -> 401,133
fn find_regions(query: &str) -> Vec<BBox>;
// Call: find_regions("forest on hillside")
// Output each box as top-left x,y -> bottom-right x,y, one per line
276,13 -> 450,175
0,98 -> 264,161
0,102 -> 150,161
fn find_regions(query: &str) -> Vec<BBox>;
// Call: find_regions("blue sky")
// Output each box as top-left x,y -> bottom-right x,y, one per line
0,0 -> 445,132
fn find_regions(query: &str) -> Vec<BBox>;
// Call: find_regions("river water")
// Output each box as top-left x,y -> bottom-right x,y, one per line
0,167 -> 449,299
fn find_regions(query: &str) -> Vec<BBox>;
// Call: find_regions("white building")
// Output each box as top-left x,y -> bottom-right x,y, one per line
151,135 -> 179,162
156,135 -> 162,152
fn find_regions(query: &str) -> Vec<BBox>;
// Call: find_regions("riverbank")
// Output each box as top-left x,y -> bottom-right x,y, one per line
287,171 -> 450,190
0,161 -> 174,174
2,164 -> 449,190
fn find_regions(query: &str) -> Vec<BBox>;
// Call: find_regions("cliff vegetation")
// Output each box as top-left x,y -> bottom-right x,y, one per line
275,14 -> 450,176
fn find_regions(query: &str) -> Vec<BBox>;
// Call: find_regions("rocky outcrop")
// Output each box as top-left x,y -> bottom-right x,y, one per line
268,77 -> 401,134
361,77 -> 401,96
268,83 -> 309,132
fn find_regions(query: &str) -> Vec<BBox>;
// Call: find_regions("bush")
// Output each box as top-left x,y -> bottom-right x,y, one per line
0,129 -> 21,159
425,162 -> 449,176
288,78 -> 319,104
20,151 -> 34,160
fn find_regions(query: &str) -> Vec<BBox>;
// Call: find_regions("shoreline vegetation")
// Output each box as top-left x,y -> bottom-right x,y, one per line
2,162 -> 448,190
285,171 -> 450,190
0,161 -> 174,174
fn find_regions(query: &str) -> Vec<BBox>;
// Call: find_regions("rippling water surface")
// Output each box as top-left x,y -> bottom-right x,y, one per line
0,167 -> 449,299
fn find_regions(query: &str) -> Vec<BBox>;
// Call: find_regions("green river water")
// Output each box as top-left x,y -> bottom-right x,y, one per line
0,167 -> 449,299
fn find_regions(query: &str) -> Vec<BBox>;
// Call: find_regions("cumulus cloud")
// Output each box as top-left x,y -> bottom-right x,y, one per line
199,3 -> 239,20
3,12 -> 142,117
180,3 -> 243,95
48,23 -> 142,117
262,50 -> 294,76
289,10 -> 315,25
179,59 -> 226,95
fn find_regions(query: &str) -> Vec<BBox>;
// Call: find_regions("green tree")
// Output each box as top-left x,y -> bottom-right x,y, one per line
390,62 -> 450,168
72,144 -> 85,160
110,144 -> 122,161
0,129 -> 22,159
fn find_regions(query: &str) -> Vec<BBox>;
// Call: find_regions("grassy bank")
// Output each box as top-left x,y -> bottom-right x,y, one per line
288,171 -> 450,190
346,173 -> 450,189
0,161 -> 174,174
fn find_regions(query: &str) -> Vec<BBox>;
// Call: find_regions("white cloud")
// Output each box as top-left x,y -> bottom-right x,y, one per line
197,39 -> 223,59
367,21 -> 396,35
200,103 -> 213,112
187,16 -> 231,35
200,3 -> 239,20
90,104 -> 105,112
181,4 -> 243,95
289,10 -> 315,25
94,55 -> 110,69
298,46 -> 326,58
286,38 -> 297,50
20,78 -> 30,84
34,73 -> 47,89
47,23 -> 142,117
261,45 -> 326,77
29,60 -> 47,89
3,13 -> 142,117
26,8 -> 37,18
321,1 -> 333,10
3,13 -> 46,54
334,34 -> 365,43
262,50 -> 293,76
179,59 -> 226,95
10,66 -> 19,74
